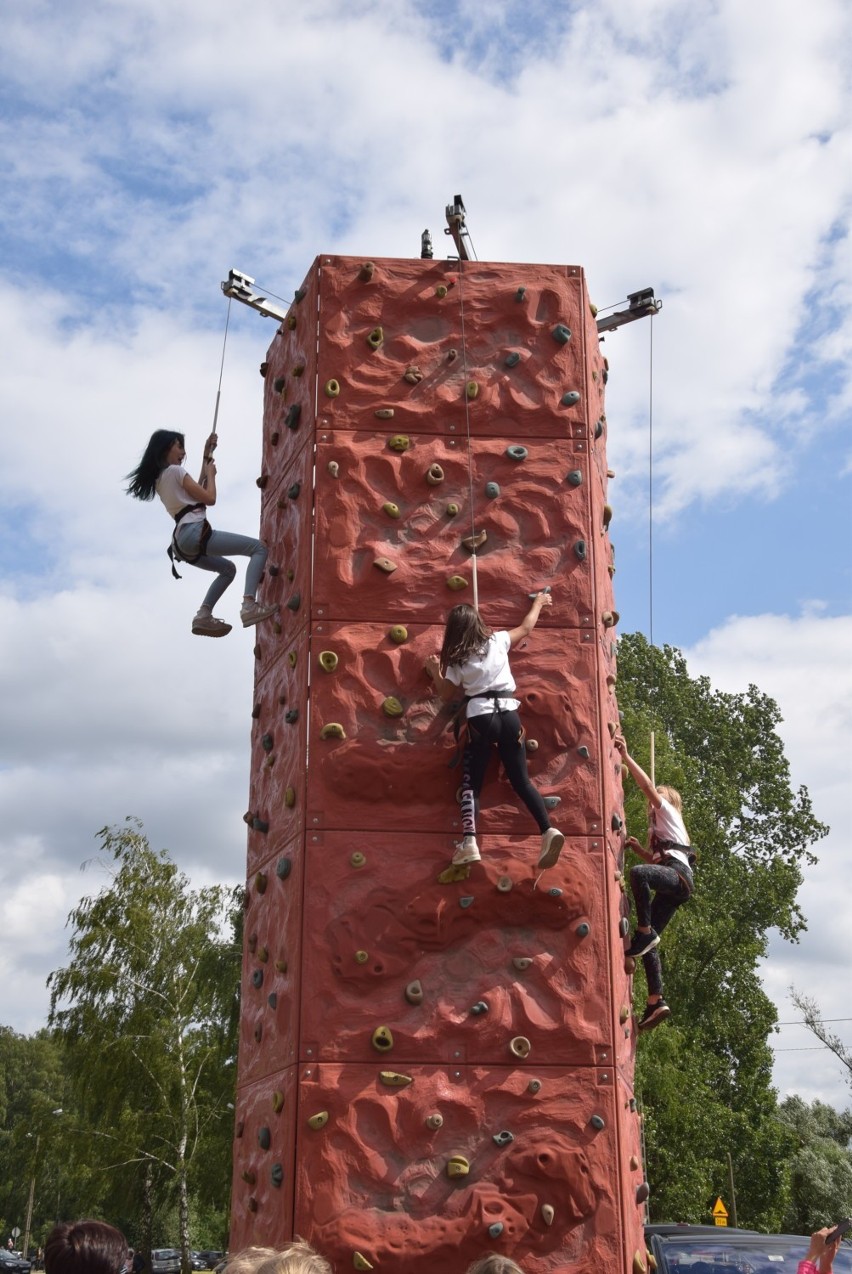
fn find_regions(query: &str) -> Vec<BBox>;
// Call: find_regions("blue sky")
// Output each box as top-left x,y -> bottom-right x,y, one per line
0,0 -> 850,1111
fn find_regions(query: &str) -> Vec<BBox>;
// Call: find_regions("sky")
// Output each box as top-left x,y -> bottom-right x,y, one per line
0,0 -> 850,1112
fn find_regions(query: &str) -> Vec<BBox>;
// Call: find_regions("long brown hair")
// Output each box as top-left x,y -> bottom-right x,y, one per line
440,603 -> 492,671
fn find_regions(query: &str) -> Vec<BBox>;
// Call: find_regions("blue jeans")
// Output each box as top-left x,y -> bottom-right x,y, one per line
175,523 -> 268,611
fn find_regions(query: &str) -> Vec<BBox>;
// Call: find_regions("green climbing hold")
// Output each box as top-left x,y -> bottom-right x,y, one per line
485,482 -> 500,498
514,287 -> 526,302
466,380 -> 479,400
506,445 -> 527,461
308,1111 -> 329,1130
566,470 -> 583,487
388,435 -> 410,452
447,575 -> 468,591
324,378 -> 340,398
383,501 -> 401,518
319,650 -> 339,673
435,284 -> 448,298
284,787 -> 295,810
504,351 -> 521,367
380,1071 -> 413,1087
382,696 -> 404,717
562,390 -> 580,406
552,324 -> 572,344
446,502 -> 459,517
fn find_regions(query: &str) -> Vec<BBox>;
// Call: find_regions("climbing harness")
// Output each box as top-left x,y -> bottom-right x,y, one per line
168,504 -> 212,578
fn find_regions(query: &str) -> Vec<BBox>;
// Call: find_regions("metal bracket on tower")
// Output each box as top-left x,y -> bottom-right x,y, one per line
595,287 -> 662,334
444,194 -> 472,261
221,268 -> 290,322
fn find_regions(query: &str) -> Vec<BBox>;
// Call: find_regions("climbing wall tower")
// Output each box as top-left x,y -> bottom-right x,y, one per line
230,256 -> 646,1274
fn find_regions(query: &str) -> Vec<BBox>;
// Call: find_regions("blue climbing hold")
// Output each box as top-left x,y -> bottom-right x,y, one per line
552,324 -> 572,344
577,745 -> 590,758
506,445 -> 528,461
544,795 -> 561,809
485,482 -> 500,499
566,470 -> 583,487
504,351 -> 521,367
276,856 -> 292,879
470,1001 -> 489,1015
576,922 -> 590,938
548,887 -> 563,898
514,287 -> 526,302
459,896 -> 475,909
562,390 -> 581,406
489,1223 -> 504,1239
252,969 -> 264,988
590,1114 -> 606,1131
574,540 -> 586,560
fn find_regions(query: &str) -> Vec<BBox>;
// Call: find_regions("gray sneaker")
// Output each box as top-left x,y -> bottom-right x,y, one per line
537,827 -> 565,869
241,600 -> 279,628
192,615 -> 232,637
452,836 -> 481,866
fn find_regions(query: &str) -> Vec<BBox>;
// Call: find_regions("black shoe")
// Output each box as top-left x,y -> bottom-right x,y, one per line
638,999 -> 671,1031
625,929 -> 659,958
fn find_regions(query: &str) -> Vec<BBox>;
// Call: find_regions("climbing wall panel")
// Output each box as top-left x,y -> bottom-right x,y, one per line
292,1061 -> 623,1274
231,1063 -> 299,1245
298,830 -> 610,1067
232,254 -> 646,1274
315,257 -> 588,439
238,834 -> 304,1083
312,430 -> 593,626
306,623 -> 602,836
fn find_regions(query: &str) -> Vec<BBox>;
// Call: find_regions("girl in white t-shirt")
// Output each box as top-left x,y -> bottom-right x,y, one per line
615,732 -> 696,1032
426,594 -> 564,870
127,429 -> 277,637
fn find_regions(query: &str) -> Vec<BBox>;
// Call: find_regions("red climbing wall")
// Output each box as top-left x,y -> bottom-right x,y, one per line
231,257 -> 646,1274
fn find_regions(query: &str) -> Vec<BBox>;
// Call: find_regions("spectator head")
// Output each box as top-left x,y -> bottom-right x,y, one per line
45,1222 -> 129,1274
223,1244 -> 332,1274
466,1258 -> 526,1274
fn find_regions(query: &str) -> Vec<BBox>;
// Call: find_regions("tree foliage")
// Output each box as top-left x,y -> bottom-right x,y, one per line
617,634 -> 828,1228
47,820 -> 241,1266
778,1096 -> 852,1232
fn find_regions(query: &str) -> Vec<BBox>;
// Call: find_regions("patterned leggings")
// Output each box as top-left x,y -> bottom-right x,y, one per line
460,709 -> 551,837
630,862 -> 690,997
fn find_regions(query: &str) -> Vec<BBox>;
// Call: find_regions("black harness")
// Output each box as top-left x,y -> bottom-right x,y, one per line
168,503 -> 212,579
652,837 -> 697,895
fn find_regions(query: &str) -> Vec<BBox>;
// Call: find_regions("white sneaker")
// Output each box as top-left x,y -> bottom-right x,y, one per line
192,614 -> 232,637
537,827 -> 565,869
452,836 -> 481,865
241,600 -> 279,628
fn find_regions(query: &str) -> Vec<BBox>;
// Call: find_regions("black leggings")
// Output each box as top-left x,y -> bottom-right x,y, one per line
466,709 -> 551,834
630,863 -> 690,997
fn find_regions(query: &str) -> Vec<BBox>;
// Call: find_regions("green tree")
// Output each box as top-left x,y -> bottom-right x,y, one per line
778,1096 -> 852,1232
48,820 -> 241,1270
617,634 -> 828,1228
791,992 -> 852,1090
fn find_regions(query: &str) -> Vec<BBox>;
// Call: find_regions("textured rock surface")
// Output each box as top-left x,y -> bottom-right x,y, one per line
231,256 -> 644,1272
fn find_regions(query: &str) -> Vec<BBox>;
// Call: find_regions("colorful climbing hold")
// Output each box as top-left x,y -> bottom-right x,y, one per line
446,1155 -> 470,1178
513,957 -> 533,971
273,375 -> 286,393
496,876 -> 513,893
320,723 -> 346,739
308,1111 -> 329,1130
527,1078 -> 541,1093
355,950 -> 369,964
276,857 -> 292,880
285,708 -> 299,724
256,474 -> 269,490
447,575 -> 468,591
446,502 -> 459,516
636,1182 -> 650,1205
466,380 -> 479,400
382,502 -> 401,519
633,1252 -> 647,1274
350,851 -> 366,868
261,733 -> 274,753
380,1071 -> 413,1087
575,540 -> 587,560
544,795 -> 562,808
577,745 -> 591,758
367,326 -> 384,349
447,348 -> 458,362
595,419 -> 604,439
255,871 -> 268,894
371,1026 -> 394,1052
359,262 -> 375,281
561,391 -> 581,406
382,696 -> 404,717
352,1254 -> 373,1271
504,351 -> 521,367
552,324 -> 572,344
470,1001 -> 489,1015
590,1114 -> 606,1131
374,408 -> 394,419
258,1125 -> 271,1150
566,470 -> 583,487
319,650 -> 339,673
506,445 -> 528,461
488,1224 -> 504,1239
575,922 -> 590,938
324,378 -> 340,398
426,463 -> 445,486
514,287 -> 526,302
459,896 -> 474,909
510,1036 -> 531,1059
373,557 -> 398,573
405,980 -> 424,1005
485,482 -> 500,499
461,530 -> 487,552
435,285 -> 448,298
252,969 -> 263,988
270,1163 -> 283,1187
327,460 -> 339,477
388,625 -> 408,644
388,435 -> 410,452
437,863 -> 471,884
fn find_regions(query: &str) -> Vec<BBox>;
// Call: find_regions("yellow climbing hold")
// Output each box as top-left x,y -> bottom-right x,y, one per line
353,1256 -> 373,1272
380,1071 -> 413,1087
603,504 -> 613,530
367,326 -> 384,350
272,1090 -> 285,1113
324,378 -> 340,398
435,284 -> 448,298
359,262 -> 375,281
388,625 -> 408,644
355,950 -> 369,964
438,863 -> 471,884
318,651 -> 339,672
633,1252 -> 647,1274
375,407 -> 395,419
388,434 -> 410,452
371,1025 -> 394,1052
446,1155 -> 470,1178
382,696 -> 404,717
284,787 -> 296,808
447,575 -> 468,591
382,502 -> 401,518
308,1111 -> 329,1130
466,380 -> 479,400
320,722 -> 346,739
373,556 -> 398,574
350,851 -> 366,868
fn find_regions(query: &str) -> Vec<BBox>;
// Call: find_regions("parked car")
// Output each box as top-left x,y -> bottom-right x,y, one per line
150,1252 -> 180,1274
646,1225 -> 852,1274
194,1255 -> 225,1271
0,1253 -> 32,1274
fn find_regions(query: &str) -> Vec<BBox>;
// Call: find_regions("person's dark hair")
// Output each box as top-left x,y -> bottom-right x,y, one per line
465,1256 -> 526,1274
44,1221 -> 129,1274
125,430 -> 185,501
439,603 -> 492,672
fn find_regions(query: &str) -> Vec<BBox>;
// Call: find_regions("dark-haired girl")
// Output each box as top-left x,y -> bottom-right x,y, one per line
126,429 -> 277,637
426,593 -> 564,869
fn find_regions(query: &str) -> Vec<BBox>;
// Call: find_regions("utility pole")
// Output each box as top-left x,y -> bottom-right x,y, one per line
22,1135 -> 40,1260
727,1151 -> 739,1228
